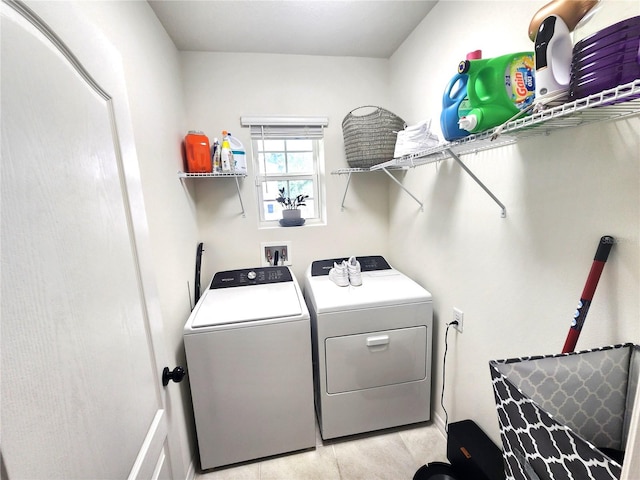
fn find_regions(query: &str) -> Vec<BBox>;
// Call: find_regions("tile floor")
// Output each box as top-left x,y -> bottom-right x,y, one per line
195,421 -> 447,480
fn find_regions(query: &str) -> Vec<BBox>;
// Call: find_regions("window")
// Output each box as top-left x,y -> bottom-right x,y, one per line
241,116 -> 328,226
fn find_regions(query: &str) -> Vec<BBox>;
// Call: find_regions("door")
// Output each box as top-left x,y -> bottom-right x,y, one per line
1,1 -> 179,478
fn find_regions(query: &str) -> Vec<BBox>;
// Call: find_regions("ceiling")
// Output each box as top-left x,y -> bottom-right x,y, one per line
148,1 -> 438,58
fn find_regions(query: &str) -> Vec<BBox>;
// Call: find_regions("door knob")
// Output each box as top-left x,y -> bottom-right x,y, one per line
162,366 -> 185,386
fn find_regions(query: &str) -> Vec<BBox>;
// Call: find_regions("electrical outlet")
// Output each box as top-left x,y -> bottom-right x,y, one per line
453,308 -> 464,333
261,241 -> 292,267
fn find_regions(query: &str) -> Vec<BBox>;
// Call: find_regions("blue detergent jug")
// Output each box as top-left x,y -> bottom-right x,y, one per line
440,50 -> 481,141
440,73 -> 473,141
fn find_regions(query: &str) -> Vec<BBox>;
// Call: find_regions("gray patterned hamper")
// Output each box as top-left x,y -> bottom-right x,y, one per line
341,106 -> 406,168
489,343 -> 639,480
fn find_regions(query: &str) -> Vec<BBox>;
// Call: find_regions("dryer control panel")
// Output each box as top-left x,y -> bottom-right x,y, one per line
311,255 -> 391,276
210,267 -> 293,288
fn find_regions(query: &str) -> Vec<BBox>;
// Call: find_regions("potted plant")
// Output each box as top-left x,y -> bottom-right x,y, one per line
276,187 -> 308,221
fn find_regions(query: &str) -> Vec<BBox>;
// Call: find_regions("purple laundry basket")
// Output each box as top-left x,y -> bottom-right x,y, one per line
569,16 -> 640,101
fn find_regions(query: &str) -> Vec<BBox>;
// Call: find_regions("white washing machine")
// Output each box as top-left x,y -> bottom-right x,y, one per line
303,255 -> 433,440
184,266 -> 315,470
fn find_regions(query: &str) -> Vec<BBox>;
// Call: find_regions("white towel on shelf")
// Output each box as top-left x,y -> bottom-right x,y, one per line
394,119 -> 440,158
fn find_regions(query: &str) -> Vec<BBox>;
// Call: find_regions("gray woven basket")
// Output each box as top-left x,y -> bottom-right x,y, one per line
342,106 -> 406,168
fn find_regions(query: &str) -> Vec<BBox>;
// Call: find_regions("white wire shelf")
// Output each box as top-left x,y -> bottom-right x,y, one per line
332,167 -> 373,174
371,79 -> 640,171
177,170 -> 247,216
177,171 -> 247,178
331,80 -> 640,217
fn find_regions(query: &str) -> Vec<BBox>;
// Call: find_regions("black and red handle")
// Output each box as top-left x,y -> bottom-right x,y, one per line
562,235 -> 614,353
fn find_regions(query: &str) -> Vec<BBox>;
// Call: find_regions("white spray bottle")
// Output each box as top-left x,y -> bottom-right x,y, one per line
220,130 -> 234,172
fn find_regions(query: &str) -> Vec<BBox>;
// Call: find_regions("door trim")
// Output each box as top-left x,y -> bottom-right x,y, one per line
128,410 -> 168,480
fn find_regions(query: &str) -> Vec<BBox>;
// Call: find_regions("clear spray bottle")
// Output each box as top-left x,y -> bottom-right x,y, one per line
211,137 -> 221,172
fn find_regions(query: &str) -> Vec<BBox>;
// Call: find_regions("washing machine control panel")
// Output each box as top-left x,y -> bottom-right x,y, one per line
311,255 -> 391,276
210,267 -> 293,288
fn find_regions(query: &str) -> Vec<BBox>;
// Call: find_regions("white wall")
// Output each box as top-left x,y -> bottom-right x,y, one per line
389,0 -> 640,449
72,2 -> 197,477
180,52 -> 392,281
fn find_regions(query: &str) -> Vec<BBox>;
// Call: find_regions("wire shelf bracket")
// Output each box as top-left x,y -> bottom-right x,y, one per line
380,167 -> 424,212
178,171 -> 247,217
446,148 -> 506,218
332,168 -> 369,211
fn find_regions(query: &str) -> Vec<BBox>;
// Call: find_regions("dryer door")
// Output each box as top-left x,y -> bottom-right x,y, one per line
325,326 -> 427,394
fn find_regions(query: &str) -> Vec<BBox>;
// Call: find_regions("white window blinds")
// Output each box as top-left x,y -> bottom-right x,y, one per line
241,116 -> 328,139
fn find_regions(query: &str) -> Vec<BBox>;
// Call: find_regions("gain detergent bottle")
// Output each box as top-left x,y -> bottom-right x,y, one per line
458,52 -> 536,134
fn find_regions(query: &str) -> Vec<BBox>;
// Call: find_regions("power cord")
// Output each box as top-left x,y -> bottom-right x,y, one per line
440,320 -> 458,434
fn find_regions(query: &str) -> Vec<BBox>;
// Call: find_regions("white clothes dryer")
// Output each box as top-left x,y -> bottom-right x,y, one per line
304,256 -> 433,440
184,266 -> 315,470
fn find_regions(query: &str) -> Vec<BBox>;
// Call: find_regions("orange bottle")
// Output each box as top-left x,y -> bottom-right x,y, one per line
184,131 -> 212,173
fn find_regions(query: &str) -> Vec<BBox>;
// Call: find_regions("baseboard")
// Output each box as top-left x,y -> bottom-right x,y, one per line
432,410 -> 447,438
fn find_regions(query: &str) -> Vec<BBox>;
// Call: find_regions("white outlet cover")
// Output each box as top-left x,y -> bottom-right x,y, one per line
453,307 -> 463,333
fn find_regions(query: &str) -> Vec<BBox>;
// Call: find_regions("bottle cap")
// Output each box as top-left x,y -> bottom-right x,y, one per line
466,50 -> 482,60
458,115 -> 478,131
458,60 -> 471,74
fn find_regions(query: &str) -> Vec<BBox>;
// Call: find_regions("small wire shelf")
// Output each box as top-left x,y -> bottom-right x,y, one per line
177,171 -> 247,216
177,171 -> 247,178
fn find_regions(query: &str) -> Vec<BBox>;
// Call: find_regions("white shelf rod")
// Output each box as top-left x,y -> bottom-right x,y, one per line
340,171 -> 355,211
446,148 -> 506,218
380,167 -> 424,212
234,175 -> 246,217
334,168 -> 372,211
335,168 -> 424,211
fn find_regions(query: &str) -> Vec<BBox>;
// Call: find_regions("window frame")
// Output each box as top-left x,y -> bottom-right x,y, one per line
241,116 -> 328,228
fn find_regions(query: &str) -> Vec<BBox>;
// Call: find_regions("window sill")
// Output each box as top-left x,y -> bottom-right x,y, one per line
258,218 -> 326,230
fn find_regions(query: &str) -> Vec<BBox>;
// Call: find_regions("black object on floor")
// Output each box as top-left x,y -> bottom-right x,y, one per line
447,420 -> 505,480
413,420 -> 505,480
413,461 -> 459,480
